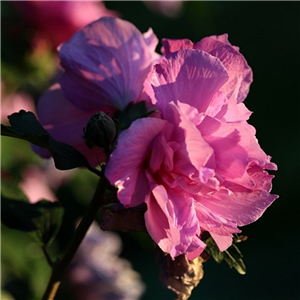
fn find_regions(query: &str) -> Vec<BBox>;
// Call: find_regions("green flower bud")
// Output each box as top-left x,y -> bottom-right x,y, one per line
84,112 -> 117,149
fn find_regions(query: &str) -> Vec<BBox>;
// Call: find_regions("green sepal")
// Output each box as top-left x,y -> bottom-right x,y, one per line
204,235 -> 247,275
1,197 -> 64,247
1,110 -> 101,174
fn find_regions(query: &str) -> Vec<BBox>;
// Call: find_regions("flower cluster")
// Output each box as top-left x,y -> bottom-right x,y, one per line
36,17 -> 278,260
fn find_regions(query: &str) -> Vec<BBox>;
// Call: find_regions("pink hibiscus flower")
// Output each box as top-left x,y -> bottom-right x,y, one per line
35,17 -> 159,166
106,38 -> 278,260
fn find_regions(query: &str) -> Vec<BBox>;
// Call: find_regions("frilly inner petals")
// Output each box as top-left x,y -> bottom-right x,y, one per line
105,117 -> 168,207
145,178 -> 203,259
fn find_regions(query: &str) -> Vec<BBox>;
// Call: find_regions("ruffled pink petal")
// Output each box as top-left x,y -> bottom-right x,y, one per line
105,117 -> 170,207
210,233 -> 233,252
165,102 -> 215,185
199,120 -> 249,179
209,132 -> 249,180
228,122 -> 277,170
143,28 -> 161,63
186,238 -> 207,260
215,94 -> 252,122
161,38 -> 193,55
161,35 -> 252,103
194,34 -> 253,103
149,133 -> 176,173
145,177 -> 204,259
199,117 -> 276,181
35,83 -> 106,166
199,185 -> 279,227
59,17 -> 159,111
144,49 -> 229,114
194,201 -> 240,237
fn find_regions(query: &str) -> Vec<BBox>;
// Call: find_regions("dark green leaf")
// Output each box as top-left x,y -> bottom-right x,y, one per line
115,101 -> 156,131
1,110 -> 101,174
30,200 -> 64,247
1,197 -> 64,247
48,137 -> 91,170
205,236 -> 246,275
1,197 -> 40,231
7,109 -> 49,137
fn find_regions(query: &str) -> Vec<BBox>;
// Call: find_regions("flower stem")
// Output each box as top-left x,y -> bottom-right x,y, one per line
41,176 -> 109,300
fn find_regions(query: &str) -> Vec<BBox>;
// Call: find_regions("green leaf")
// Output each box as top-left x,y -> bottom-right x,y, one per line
1,110 -> 101,174
115,101 -> 156,131
30,200 -> 64,247
1,171 -> 28,202
205,235 -> 247,275
1,197 -> 64,247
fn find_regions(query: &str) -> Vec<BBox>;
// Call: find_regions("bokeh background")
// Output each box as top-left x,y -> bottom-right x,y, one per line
1,1 -> 299,300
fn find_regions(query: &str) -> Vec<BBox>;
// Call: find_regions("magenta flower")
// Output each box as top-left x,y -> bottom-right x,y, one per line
106,39 -> 278,259
13,1 -> 118,48
35,17 -> 159,166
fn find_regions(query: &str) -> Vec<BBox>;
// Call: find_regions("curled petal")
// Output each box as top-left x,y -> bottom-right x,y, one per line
195,34 -> 253,103
210,233 -> 233,252
194,201 -> 240,237
161,35 -> 253,103
145,178 -> 204,259
144,49 -> 229,114
59,17 -> 159,111
161,38 -> 193,55
143,28 -> 161,63
165,102 -> 215,184
200,186 -> 278,227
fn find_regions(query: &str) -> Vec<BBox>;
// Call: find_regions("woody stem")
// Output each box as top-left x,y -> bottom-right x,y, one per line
41,176 -> 108,300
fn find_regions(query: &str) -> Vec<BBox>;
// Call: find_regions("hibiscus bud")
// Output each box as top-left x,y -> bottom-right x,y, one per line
84,112 -> 117,149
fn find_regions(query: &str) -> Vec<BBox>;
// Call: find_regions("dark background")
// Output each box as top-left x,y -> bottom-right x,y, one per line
1,1 -> 300,300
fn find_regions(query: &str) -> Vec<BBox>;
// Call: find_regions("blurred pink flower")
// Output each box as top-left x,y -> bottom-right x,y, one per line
35,17 -> 159,166
20,165 -> 57,204
143,1 -> 184,18
1,87 -> 36,124
20,160 -> 74,204
68,222 -> 145,300
106,38 -> 278,259
13,1 -> 118,48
